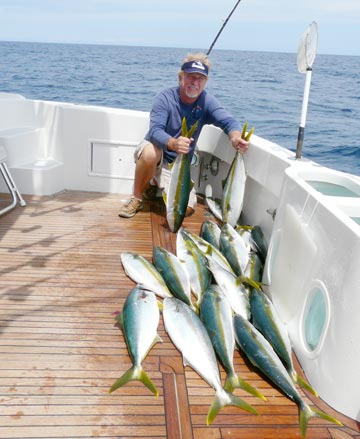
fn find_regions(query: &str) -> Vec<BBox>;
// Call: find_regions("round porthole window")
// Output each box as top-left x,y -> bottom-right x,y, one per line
302,281 -> 330,357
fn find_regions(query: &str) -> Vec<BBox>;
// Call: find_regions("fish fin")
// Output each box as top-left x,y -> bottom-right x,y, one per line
235,276 -> 243,287
291,371 -> 318,397
244,126 -> 254,141
193,300 -> 200,315
182,355 -> 191,368
181,116 -> 188,137
299,404 -> 343,438
187,120 -> 199,138
157,300 -> 164,311
239,275 -> 262,290
235,224 -> 253,231
223,371 -> 239,393
150,334 -> 163,349
311,408 -> 343,426
241,122 -> 248,139
224,372 -> 266,401
113,311 -> 124,330
236,376 -> 267,401
207,389 -> 258,425
205,246 -> 213,257
109,365 -> 158,396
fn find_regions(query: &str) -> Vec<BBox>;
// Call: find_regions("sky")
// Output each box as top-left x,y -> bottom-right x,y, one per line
0,0 -> 359,56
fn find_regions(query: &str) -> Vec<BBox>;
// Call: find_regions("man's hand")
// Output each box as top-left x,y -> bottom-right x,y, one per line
167,136 -> 193,154
229,130 -> 249,154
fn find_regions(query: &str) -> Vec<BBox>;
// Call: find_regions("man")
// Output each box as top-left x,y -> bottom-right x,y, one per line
119,52 -> 249,218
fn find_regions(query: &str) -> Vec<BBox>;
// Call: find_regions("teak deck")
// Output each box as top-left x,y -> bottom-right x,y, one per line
0,190 -> 359,439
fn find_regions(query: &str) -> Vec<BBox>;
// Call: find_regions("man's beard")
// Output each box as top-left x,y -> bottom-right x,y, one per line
185,89 -> 200,99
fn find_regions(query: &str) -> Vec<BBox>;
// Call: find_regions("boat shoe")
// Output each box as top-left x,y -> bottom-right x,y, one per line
118,197 -> 143,218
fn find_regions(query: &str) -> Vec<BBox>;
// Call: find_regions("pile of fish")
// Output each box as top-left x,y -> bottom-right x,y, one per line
109,220 -> 342,437
110,124 -> 341,437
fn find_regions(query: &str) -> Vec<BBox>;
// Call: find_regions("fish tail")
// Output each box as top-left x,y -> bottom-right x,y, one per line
223,371 -> 239,393
292,371 -> 318,397
237,376 -> 267,401
245,126 -> 254,141
224,371 -> 266,401
193,300 -> 201,315
241,122 -> 248,139
299,404 -> 343,438
224,372 -> 240,393
206,389 -> 258,426
109,365 -> 158,397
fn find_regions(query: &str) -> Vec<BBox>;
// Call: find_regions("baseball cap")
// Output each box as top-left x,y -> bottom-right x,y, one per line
181,60 -> 209,77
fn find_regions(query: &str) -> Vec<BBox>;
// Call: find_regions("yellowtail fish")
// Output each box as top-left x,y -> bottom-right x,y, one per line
153,245 -> 195,310
109,286 -> 162,396
243,252 -> 263,283
164,152 -> 192,232
221,151 -> 246,227
220,222 -> 249,276
120,251 -> 172,298
234,315 -> 342,438
200,219 -> 221,249
164,117 -> 197,233
249,287 -> 318,396
176,227 -> 211,307
205,124 -> 253,225
163,297 -> 258,425
200,285 -> 266,400
181,228 -> 234,273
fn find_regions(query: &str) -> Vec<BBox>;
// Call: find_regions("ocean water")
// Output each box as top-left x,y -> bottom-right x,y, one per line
0,41 -> 359,176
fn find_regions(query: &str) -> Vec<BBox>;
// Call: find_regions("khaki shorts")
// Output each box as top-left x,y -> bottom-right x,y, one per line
135,140 -> 197,208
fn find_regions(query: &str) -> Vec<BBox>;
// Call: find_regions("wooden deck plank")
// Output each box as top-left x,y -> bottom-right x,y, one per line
0,426 -> 167,438
1,191 -> 359,439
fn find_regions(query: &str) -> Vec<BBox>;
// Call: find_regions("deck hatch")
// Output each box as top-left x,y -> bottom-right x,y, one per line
88,139 -> 137,179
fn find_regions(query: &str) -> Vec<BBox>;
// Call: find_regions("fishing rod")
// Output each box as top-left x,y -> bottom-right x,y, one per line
206,0 -> 243,56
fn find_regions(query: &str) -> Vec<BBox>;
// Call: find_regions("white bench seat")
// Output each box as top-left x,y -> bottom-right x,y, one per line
0,125 -> 65,196
0,126 -> 44,167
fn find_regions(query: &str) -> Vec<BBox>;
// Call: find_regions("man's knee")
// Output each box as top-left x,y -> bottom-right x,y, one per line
139,142 -> 162,164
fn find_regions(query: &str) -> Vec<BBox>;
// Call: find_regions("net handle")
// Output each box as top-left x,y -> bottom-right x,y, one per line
295,21 -> 319,159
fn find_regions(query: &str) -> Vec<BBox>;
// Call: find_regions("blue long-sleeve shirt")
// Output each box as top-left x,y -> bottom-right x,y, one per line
145,86 -> 242,163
